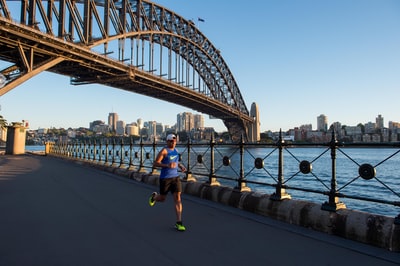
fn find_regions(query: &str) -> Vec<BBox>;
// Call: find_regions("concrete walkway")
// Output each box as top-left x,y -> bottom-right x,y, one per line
0,154 -> 399,266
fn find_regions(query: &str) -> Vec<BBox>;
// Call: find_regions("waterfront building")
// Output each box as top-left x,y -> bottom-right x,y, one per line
148,121 -> 157,141
306,130 -> 330,142
331,122 -> 343,137
376,114 -> 384,129
89,120 -> 105,131
37,128 -> 48,134
389,121 -> 400,131
193,114 -> 204,129
177,112 -> 195,132
364,122 -> 376,134
108,112 -> 118,133
343,125 -> 361,142
388,121 -> 400,142
93,124 -> 109,135
116,120 -> 125,136
317,114 -> 328,132
125,123 -> 138,136
67,129 -> 76,138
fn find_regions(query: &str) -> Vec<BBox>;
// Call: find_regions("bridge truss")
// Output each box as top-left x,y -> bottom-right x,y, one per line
0,0 -> 255,141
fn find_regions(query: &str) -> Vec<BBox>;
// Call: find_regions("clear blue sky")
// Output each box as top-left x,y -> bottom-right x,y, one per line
1,0 -> 399,132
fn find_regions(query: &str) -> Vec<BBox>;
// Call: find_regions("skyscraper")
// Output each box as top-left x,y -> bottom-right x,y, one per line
376,114 -> 384,129
108,112 -> 118,132
317,114 -> 328,132
116,120 -> 125,135
177,112 -> 194,132
193,114 -> 204,129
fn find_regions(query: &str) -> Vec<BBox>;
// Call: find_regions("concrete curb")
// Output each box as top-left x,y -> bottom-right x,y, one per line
53,156 -> 400,252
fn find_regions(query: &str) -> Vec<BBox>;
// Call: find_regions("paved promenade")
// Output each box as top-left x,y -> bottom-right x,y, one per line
0,154 -> 399,266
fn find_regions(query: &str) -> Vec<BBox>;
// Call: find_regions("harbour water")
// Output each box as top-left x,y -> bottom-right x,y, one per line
26,145 -> 400,218
185,146 -> 400,218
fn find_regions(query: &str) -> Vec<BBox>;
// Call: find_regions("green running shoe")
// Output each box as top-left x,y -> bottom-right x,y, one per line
149,192 -> 157,207
175,222 -> 186,231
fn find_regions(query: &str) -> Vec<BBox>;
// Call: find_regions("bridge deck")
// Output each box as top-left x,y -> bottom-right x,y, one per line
0,154 -> 399,265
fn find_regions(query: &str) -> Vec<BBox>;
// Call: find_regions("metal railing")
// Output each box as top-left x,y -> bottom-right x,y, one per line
47,131 -> 400,222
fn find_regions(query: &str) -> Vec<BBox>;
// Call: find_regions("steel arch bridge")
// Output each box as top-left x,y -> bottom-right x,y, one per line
0,0 -> 255,141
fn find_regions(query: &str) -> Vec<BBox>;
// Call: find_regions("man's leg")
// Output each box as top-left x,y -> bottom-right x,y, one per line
173,192 -> 182,222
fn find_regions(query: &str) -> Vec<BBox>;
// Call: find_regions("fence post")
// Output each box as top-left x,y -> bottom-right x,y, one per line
78,142 -> 82,159
92,140 -> 96,162
138,136 -> 147,173
271,129 -> 291,201
127,137 -> 135,170
104,139 -> 109,165
83,140 -> 87,160
66,142 -> 70,157
207,134 -> 220,186
184,139 -> 196,182
321,130 -> 346,212
111,138 -> 117,167
72,141 -> 76,158
119,138 -> 124,168
236,135 -> 251,192
98,141 -> 102,164
151,138 -> 158,175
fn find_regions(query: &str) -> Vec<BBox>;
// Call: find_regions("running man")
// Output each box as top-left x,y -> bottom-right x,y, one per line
149,134 -> 187,231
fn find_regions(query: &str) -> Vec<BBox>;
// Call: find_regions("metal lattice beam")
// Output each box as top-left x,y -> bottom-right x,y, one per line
0,0 -> 253,141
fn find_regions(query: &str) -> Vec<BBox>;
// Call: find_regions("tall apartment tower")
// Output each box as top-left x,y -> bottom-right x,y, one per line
116,120 -> 125,136
177,112 -> 194,132
193,114 -> 204,129
376,114 -> 384,129
148,121 -> 157,140
108,112 -> 119,132
317,114 -> 328,132
248,102 -> 260,142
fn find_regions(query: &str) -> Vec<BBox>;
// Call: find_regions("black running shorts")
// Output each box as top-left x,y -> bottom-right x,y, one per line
159,177 -> 182,195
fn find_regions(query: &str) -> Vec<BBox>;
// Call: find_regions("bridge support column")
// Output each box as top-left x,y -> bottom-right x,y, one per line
5,122 -> 26,155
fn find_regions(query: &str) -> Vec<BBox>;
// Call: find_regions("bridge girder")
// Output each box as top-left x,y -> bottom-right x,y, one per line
0,0 -> 253,141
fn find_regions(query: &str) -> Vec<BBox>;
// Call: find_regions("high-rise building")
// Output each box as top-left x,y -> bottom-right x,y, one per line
156,122 -> 163,136
177,112 -> 195,132
376,114 -> 384,129
116,120 -> 125,135
148,121 -> 157,140
193,114 -> 204,129
108,112 -> 118,132
317,114 -> 328,132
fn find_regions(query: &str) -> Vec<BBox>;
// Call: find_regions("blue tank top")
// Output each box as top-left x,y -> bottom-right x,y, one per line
160,147 -> 180,179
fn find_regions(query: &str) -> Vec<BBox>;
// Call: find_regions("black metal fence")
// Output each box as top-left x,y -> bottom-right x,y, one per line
47,131 -> 400,222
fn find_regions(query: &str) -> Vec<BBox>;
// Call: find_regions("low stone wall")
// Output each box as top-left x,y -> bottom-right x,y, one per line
65,158 -> 400,252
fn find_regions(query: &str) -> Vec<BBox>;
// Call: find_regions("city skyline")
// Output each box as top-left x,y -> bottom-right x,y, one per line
0,0 -> 399,133
26,112 -> 399,135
